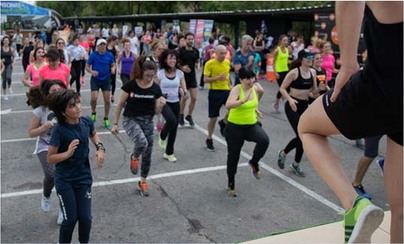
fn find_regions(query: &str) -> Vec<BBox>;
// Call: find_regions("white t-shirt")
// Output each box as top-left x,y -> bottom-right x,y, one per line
129,36 -> 139,56
32,106 -> 57,154
291,42 -> 305,60
157,69 -> 184,103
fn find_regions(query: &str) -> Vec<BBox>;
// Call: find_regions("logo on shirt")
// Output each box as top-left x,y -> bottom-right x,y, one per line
85,191 -> 92,199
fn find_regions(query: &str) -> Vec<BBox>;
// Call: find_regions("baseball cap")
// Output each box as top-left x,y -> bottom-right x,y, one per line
96,38 -> 107,46
298,49 -> 314,60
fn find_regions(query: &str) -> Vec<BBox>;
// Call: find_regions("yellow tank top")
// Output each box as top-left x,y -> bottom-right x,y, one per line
275,46 -> 289,72
228,85 -> 258,125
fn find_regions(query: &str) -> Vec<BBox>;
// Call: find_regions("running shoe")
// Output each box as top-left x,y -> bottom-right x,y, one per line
104,118 -> 111,129
376,158 -> 384,176
289,163 -> 305,177
3,95 -> 8,101
344,196 -> 384,243
353,184 -> 372,200
218,119 -> 226,137
163,153 -> 177,162
41,195 -> 51,212
185,115 -> 195,127
277,150 -> 286,169
57,209 -> 64,225
91,112 -> 96,122
130,154 -> 139,175
206,139 -> 215,152
138,180 -> 149,197
178,114 -> 185,127
227,188 -> 238,197
249,162 -> 261,180
111,95 -> 114,103
159,137 -> 167,150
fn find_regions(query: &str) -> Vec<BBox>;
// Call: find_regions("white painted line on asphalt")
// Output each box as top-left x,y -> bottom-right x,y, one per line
1,163 -> 248,199
1,130 -> 125,143
1,104 -> 117,115
0,109 -> 12,115
193,123 -> 344,213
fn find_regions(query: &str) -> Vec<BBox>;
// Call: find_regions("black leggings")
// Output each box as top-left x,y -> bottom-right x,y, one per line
160,102 -> 180,155
283,97 -> 309,163
56,182 -> 92,243
70,60 -> 83,94
111,73 -> 117,95
276,71 -> 288,99
224,122 -> 269,189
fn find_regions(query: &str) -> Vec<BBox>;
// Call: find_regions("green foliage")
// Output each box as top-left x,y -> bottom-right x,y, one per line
36,1 -> 333,17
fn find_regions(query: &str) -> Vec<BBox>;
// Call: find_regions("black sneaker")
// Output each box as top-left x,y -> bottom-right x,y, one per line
289,163 -> 305,177
185,115 -> 195,127
218,119 -> 226,137
178,114 -> 185,127
206,139 -> 215,152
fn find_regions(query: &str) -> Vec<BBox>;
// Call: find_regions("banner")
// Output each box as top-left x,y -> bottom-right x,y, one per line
189,19 -> 197,34
1,1 -> 50,16
203,20 -> 214,43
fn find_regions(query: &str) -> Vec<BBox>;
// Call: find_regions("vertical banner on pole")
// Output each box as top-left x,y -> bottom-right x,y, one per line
189,19 -> 197,34
194,19 -> 205,49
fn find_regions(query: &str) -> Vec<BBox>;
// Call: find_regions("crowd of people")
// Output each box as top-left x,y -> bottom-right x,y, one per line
0,2 -> 402,243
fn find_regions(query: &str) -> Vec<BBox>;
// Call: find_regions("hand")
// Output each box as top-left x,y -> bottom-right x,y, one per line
256,109 -> 263,119
319,82 -> 327,91
275,73 -> 280,79
218,73 -> 226,81
91,70 -> 98,77
42,121 -> 54,131
67,139 -> 80,157
288,98 -> 298,112
111,124 -> 119,135
95,150 -> 104,169
158,96 -> 166,106
330,64 -> 359,102
183,65 -> 191,73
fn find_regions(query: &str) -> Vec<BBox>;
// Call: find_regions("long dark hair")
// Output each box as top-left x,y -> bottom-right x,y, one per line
130,55 -> 157,81
159,49 -> 178,73
26,80 -> 67,108
48,89 -> 80,123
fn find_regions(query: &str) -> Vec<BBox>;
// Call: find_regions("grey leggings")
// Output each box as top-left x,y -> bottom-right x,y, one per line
2,64 -> 12,90
122,115 -> 154,178
37,151 -> 55,198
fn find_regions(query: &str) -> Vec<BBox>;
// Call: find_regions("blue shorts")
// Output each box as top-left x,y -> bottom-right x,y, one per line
90,77 -> 111,91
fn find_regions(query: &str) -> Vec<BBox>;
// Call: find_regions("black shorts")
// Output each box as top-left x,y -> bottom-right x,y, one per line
364,135 -> 383,158
185,79 -> 197,89
208,90 -> 230,118
322,71 -> 402,145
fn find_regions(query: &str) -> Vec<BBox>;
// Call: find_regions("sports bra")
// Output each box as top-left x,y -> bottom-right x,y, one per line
289,67 -> 313,90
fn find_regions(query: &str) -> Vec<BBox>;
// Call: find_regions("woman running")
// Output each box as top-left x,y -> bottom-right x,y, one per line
117,38 -> 136,85
111,56 -> 166,197
224,67 -> 269,197
39,48 -> 70,87
277,49 -> 318,177
156,49 -> 187,162
21,37 -> 33,72
273,35 -> 290,112
1,36 -> 16,100
27,79 -> 67,224
22,47 -> 47,88
67,35 -> 86,95
106,36 -> 120,102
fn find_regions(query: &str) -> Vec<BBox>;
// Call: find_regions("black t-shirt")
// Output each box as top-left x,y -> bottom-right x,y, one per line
177,47 -> 199,84
122,81 -> 163,117
22,45 -> 34,62
49,116 -> 94,185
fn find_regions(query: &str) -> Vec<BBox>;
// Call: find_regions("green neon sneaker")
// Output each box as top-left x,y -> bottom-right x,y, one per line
343,196 -> 384,243
159,137 -> 167,150
91,112 -> 96,122
103,118 -> 111,129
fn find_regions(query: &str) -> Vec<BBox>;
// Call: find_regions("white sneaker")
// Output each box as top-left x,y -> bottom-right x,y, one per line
41,195 -> 51,212
159,137 -> 167,150
3,95 -> 8,101
8,87 -> 13,94
57,209 -> 64,225
163,153 -> 177,162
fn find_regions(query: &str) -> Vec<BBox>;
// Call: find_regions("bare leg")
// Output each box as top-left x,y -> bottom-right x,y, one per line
352,156 -> 374,186
298,96 -> 357,209
90,91 -> 99,114
207,117 -> 217,139
180,93 -> 188,115
187,88 -> 198,116
102,90 -> 111,118
383,137 -> 403,243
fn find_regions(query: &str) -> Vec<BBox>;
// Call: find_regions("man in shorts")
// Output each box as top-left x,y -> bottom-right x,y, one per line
86,38 -> 116,129
298,2 -> 402,243
203,45 -> 231,151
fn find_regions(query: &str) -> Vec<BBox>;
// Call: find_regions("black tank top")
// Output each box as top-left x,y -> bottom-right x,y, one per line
290,67 -> 313,89
107,46 -> 117,58
363,5 -> 403,97
1,47 -> 13,65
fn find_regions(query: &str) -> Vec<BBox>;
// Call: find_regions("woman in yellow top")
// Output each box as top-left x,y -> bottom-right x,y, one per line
273,35 -> 290,112
224,67 -> 269,197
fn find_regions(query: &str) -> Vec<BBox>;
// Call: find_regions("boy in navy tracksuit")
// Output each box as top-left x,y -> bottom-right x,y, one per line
47,89 -> 105,243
